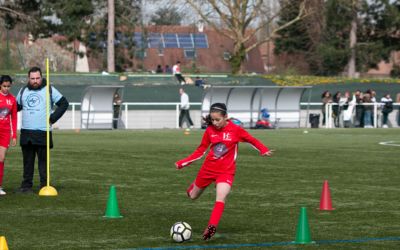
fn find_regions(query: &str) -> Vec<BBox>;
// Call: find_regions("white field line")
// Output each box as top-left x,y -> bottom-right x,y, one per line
379,141 -> 400,147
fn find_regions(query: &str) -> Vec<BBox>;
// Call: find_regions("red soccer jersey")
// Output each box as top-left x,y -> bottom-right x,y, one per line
0,93 -> 17,139
176,121 -> 269,175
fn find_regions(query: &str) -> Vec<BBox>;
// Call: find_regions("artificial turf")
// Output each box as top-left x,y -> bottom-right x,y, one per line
0,128 -> 399,249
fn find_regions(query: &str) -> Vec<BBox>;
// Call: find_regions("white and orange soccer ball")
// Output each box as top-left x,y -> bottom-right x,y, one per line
170,221 -> 192,243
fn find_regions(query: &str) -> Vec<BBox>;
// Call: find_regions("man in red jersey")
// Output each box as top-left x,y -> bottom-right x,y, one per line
175,103 -> 273,240
0,75 -> 18,195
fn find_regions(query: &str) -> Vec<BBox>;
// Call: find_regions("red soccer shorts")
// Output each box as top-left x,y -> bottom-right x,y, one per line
194,168 -> 235,189
0,130 -> 11,148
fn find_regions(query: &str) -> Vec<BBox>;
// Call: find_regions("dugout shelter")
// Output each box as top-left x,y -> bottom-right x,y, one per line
81,85 -> 124,129
201,86 -> 312,128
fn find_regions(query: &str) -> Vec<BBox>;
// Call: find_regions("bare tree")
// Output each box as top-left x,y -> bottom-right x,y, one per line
182,0 -> 309,74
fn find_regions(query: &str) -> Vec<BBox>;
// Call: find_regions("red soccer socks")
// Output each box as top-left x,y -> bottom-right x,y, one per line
203,201 -> 225,240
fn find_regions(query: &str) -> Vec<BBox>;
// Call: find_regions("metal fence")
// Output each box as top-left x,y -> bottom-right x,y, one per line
17,102 -> 399,130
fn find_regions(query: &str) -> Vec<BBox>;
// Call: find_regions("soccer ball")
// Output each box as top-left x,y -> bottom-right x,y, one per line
170,221 -> 192,243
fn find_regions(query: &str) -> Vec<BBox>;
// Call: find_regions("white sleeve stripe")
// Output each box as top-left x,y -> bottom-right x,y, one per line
181,152 -> 206,166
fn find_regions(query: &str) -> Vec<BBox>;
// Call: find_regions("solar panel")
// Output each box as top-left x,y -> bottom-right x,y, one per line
193,33 -> 208,48
133,32 -> 145,48
163,33 -> 178,48
177,34 -> 194,48
131,32 -> 208,49
148,33 -> 163,48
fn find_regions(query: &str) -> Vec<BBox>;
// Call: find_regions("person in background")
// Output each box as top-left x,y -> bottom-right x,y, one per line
342,91 -> 354,128
195,77 -> 205,88
155,65 -> 163,73
363,92 -> 373,128
113,92 -> 122,129
173,61 -> 186,85
175,103 -> 273,240
332,91 -> 342,127
380,93 -> 393,128
164,65 -> 172,74
354,90 -> 364,127
321,91 -> 332,126
0,75 -> 17,195
367,89 -> 377,127
16,66 -> 69,192
396,93 -> 400,126
179,88 -> 194,129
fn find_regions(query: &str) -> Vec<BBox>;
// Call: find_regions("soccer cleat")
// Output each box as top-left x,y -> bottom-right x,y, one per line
202,224 -> 217,240
0,187 -> 6,195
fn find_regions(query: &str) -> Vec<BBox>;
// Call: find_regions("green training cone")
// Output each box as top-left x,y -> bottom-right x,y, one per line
104,185 -> 123,219
294,207 -> 314,244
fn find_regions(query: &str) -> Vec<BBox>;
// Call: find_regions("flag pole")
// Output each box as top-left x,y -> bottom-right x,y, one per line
39,58 -> 58,196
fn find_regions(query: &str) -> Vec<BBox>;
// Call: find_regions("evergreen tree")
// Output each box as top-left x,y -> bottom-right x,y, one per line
150,7 -> 183,25
274,0 -> 311,55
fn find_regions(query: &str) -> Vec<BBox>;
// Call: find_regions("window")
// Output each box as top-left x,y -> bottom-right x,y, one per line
223,52 -> 231,61
184,49 -> 196,58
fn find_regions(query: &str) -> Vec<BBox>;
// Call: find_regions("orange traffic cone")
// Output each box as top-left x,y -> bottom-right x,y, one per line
319,180 -> 334,211
0,236 -> 9,250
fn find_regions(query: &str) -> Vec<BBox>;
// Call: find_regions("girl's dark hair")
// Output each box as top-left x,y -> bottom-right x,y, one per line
204,103 -> 227,125
0,75 -> 12,84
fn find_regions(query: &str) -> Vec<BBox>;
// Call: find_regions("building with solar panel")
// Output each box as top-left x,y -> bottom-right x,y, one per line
87,25 -> 265,73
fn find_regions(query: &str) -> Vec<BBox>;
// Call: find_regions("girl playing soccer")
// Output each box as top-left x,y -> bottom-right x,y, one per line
175,103 -> 273,240
0,75 -> 18,195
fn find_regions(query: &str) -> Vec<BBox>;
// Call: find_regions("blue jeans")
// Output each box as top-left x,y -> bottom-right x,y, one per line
364,110 -> 372,127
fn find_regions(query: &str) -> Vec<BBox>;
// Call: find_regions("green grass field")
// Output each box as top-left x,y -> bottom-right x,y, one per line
1,129 -> 399,250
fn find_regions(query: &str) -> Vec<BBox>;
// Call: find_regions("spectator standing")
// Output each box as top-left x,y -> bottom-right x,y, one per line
380,93 -> 393,128
367,89 -> 377,127
179,88 -> 194,129
16,67 -> 69,192
173,61 -> 186,85
332,91 -> 342,127
396,93 -> 400,126
354,90 -> 364,127
113,92 -> 122,129
0,75 -> 18,195
321,91 -> 332,126
343,92 -> 356,128
363,92 -> 373,128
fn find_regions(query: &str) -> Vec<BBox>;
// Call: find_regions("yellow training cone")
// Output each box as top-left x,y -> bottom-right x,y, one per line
0,236 -> 9,250
39,185 -> 58,196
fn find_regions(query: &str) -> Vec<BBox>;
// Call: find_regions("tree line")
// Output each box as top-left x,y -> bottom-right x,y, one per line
0,0 -> 399,76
